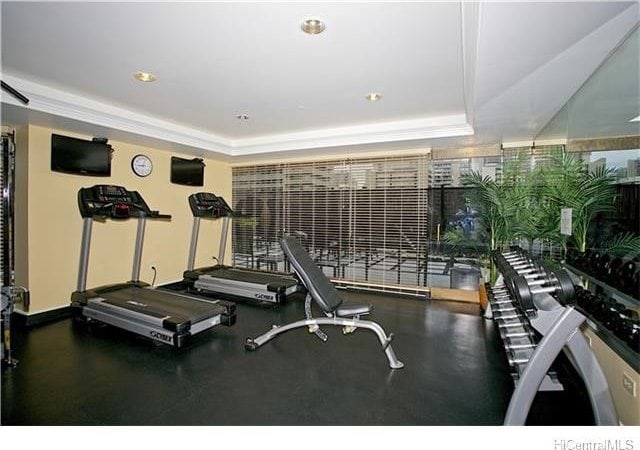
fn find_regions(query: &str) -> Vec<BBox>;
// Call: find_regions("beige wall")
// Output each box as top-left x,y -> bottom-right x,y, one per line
16,124 -> 232,314
582,327 -> 640,425
14,126 -> 30,294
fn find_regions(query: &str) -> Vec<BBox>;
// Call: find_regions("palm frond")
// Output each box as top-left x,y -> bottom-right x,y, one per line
599,232 -> 640,258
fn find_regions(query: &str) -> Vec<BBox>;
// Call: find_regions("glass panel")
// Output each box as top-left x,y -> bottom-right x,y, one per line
577,148 -> 640,249
426,156 -> 496,288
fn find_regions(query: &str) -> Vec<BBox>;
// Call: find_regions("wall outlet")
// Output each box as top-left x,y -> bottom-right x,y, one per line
622,372 -> 636,397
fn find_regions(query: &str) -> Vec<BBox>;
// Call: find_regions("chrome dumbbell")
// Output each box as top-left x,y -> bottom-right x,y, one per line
511,270 -> 575,313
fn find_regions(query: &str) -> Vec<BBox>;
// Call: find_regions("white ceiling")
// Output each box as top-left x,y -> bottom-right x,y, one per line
1,1 -> 638,159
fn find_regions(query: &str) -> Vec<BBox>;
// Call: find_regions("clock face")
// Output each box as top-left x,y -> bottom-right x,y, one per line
131,154 -> 153,177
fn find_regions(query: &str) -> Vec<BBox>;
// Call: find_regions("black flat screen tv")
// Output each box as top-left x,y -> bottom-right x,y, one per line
51,134 -> 112,176
171,156 -> 205,186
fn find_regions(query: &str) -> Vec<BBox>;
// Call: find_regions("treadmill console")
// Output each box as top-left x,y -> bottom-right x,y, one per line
78,185 -> 169,219
188,192 -> 233,218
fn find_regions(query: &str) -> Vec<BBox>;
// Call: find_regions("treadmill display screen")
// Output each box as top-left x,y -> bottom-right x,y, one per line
78,184 -> 154,219
188,192 -> 233,218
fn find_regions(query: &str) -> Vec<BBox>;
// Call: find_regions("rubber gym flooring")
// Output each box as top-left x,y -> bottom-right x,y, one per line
1,290 -> 594,426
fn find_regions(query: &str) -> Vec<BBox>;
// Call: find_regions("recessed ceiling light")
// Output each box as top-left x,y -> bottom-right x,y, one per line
630,115 -> 640,122
133,71 -> 156,82
236,114 -> 250,120
301,18 -> 325,35
366,92 -> 382,102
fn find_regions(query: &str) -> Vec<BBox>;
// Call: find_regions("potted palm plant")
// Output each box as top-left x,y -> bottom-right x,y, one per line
459,147 -> 639,285
458,152 -> 533,283
537,150 -> 614,253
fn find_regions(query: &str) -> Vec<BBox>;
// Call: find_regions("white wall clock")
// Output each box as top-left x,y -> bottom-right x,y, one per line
131,154 -> 153,177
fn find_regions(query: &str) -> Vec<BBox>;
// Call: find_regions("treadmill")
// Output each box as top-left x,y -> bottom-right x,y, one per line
71,185 -> 236,348
182,192 -> 303,304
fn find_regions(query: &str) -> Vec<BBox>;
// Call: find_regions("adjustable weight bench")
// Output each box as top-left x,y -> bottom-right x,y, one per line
245,236 -> 404,369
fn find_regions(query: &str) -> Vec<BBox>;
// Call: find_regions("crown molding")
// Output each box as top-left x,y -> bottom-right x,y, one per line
229,115 -> 472,155
1,74 -> 234,154
1,74 -> 473,156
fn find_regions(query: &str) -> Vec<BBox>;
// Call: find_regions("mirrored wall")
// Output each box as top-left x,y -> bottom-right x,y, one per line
536,27 -> 639,143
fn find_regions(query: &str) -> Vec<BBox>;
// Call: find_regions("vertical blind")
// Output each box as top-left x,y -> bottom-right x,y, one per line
232,154 -> 430,291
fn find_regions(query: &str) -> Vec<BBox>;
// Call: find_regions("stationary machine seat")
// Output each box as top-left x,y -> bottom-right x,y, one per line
245,236 -> 404,369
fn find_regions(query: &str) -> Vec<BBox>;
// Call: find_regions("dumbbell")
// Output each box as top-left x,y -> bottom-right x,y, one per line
499,324 -> 534,340
602,258 -> 623,287
574,286 -> 598,313
497,250 -> 575,305
497,257 -> 560,306
495,255 -> 549,283
587,250 -> 604,277
495,250 -> 530,266
503,263 -> 551,284
591,295 -> 616,323
496,251 -> 542,270
510,269 -> 575,313
506,347 -> 535,366
617,258 -> 639,297
601,302 -> 632,333
489,292 -> 512,303
499,252 -> 533,266
612,315 -> 639,348
605,257 -> 624,288
593,252 -> 611,281
501,259 -> 554,294
495,317 -> 531,343
578,249 -> 594,272
502,260 -> 546,276
501,248 -> 528,258
498,250 -> 559,279
565,248 -> 580,266
628,324 -> 640,352
490,297 -> 518,310
598,300 -> 640,351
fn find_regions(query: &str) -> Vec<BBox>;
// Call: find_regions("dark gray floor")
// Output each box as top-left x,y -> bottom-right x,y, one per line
1,290 -> 593,425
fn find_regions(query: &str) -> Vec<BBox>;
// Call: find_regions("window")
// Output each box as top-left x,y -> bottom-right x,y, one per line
231,145 -> 637,292
232,155 -> 430,293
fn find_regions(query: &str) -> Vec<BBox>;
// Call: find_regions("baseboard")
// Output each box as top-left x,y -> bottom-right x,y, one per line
12,306 -> 73,328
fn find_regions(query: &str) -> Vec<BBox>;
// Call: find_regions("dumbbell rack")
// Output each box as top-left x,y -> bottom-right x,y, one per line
485,249 -> 618,425
485,281 -> 563,391
567,266 -> 639,371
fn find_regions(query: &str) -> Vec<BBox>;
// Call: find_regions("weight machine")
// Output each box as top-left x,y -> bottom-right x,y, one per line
1,132 -> 29,368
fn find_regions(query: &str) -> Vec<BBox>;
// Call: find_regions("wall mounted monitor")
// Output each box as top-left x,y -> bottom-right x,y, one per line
51,134 -> 112,177
170,156 -> 205,186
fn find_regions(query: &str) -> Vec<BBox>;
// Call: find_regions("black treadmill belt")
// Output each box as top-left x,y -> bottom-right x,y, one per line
98,286 -> 224,323
207,267 -> 297,286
